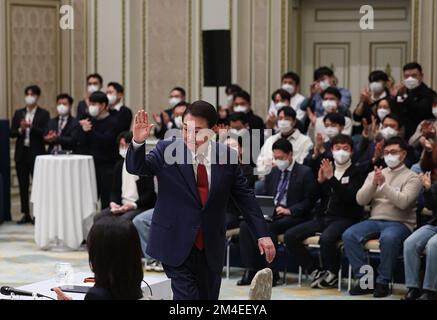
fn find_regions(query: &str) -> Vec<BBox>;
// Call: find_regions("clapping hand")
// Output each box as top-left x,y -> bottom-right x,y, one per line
133,110 -> 155,144
79,119 -> 92,132
373,166 -> 385,186
419,137 -> 433,153
320,159 -> 334,180
420,172 -> 432,190
44,130 -> 58,143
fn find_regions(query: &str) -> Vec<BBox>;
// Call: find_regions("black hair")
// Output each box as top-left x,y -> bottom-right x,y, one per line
282,72 -> 301,86
108,82 -> 125,94
87,73 -> 104,85
228,112 -> 248,124
25,85 -> 41,97
87,216 -> 143,300
182,100 -> 218,128
117,131 -> 133,146
323,112 -> 345,127
277,106 -> 297,120
382,113 -> 403,129
403,62 -> 423,73
56,93 -> 74,105
225,84 -> 243,95
89,91 -> 109,106
332,134 -> 353,149
271,89 -> 292,102
384,136 -> 409,151
369,70 -> 389,83
234,90 -> 251,104
171,87 -> 186,97
321,87 -> 342,100
272,138 -> 293,154
314,66 -> 334,81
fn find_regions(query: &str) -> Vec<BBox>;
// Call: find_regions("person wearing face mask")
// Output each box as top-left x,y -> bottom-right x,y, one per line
225,84 -> 243,109
300,66 -> 352,117
353,71 -> 390,135
343,137 -> 422,298
257,107 -> 313,179
153,87 -> 187,138
408,92 -> 437,149
76,73 -> 104,120
392,62 -> 435,140
232,91 -> 265,132
238,138 -> 314,287
44,93 -> 79,154
93,131 -> 156,223
106,82 -> 133,134
10,85 -> 50,224
285,135 -> 367,289
154,101 -> 188,140
77,91 -> 119,209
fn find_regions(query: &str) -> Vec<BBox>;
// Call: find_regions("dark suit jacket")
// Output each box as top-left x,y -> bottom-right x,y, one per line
126,139 -> 268,273
10,107 -> 50,162
110,159 -> 156,210
84,287 -> 113,300
45,116 -> 79,153
263,163 -> 315,219
109,106 -> 133,134
76,100 -> 88,120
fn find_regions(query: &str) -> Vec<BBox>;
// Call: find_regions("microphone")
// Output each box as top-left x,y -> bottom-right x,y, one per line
1,286 -> 54,300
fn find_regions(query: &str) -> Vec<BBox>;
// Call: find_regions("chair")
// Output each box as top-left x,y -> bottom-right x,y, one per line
248,268 -> 273,300
225,228 -> 240,279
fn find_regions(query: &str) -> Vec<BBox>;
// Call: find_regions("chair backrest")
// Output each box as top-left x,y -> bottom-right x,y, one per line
248,268 -> 272,300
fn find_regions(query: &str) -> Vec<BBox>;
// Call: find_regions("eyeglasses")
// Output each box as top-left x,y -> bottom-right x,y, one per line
383,150 -> 402,156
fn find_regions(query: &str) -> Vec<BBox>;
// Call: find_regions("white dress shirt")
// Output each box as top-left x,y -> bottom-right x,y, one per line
121,161 -> 140,208
23,106 -> 37,147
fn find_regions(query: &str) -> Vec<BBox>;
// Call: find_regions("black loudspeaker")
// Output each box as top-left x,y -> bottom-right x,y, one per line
0,120 -> 11,223
202,30 -> 231,87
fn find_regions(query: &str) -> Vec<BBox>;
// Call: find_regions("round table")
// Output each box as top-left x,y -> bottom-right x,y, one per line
31,155 -> 98,250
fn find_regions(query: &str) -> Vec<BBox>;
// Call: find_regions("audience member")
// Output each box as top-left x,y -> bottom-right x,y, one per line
153,87 -> 186,138
106,82 -> 133,134
77,73 -> 104,120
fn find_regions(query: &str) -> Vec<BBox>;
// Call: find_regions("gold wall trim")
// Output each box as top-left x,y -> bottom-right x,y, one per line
411,0 -> 419,61
313,42 -> 350,88
281,0 -> 288,74
315,7 -> 408,22
267,0 -> 272,97
142,0 -> 146,109
187,0 -> 192,101
199,0 -> 203,99
369,41 -> 408,80
94,0 -> 98,72
122,0 -> 126,86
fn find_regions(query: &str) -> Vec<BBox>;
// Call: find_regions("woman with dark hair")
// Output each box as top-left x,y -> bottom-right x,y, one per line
54,215 -> 145,300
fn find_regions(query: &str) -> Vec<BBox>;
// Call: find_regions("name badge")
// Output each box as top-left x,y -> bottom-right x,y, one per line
341,177 -> 350,184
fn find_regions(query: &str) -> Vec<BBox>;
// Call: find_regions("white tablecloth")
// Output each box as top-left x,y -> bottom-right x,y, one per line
31,155 -> 98,250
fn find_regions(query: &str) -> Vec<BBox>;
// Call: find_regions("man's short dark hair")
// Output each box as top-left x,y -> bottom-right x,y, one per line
225,84 -> 243,95
323,112 -> 345,127
25,85 -> 41,96
382,113 -> 403,129
314,66 -> 334,81
282,72 -> 301,86
171,87 -> 186,97
271,89 -> 291,102
183,100 -> 218,128
89,91 -> 109,106
321,87 -> 342,100
228,112 -> 248,124
108,82 -> 124,94
272,138 -> 293,154
56,93 -> 74,105
384,136 -> 409,151
87,73 -> 103,84
403,62 -> 423,73
332,134 -> 353,149
369,70 -> 389,83
117,131 -> 133,146
277,106 -> 297,120
234,90 -> 251,104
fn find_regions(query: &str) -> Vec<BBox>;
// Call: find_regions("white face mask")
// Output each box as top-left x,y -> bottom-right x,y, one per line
174,116 -> 183,129
276,159 -> 291,172
169,97 -> 182,108
384,154 -> 402,169
403,77 -> 420,90
333,150 -> 351,165
25,95 -> 37,106
277,120 -> 293,133
370,82 -> 384,94
89,105 -> 101,118
234,105 -> 248,113
107,94 -> 117,106
380,127 -> 398,140
377,109 -> 390,121
282,84 -> 295,95
325,127 -> 340,139
230,128 -> 247,136
88,85 -> 100,94
275,102 -> 289,111
432,106 -> 437,119
57,104 -> 70,116
319,80 -> 331,91
322,100 -> 337,112
119,148 -> 128,159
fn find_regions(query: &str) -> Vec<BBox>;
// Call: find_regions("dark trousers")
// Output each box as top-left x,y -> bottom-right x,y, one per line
95,164 -> 113,209
94,208 -> 143,223
239,216 -> 304,271
163,247 -> 222,300
284,217 -> 356,274
15,148 -> 35,216
226,212 -> 240,230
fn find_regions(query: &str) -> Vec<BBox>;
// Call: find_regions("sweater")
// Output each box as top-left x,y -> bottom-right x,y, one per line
356,165 -> 421,231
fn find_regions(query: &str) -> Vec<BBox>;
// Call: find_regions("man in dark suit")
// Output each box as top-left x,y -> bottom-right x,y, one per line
126,101 -> 275,300
106,82 -> 133,134
238,138 -> 315,286
76,73 -> 104,120
10,85 -> 50,224
44,93 -> 79,154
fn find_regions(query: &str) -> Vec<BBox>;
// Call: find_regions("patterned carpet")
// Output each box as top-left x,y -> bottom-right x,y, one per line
0,223 -> 405,300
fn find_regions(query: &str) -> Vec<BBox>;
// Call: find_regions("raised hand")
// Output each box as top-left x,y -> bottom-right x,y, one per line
133,110 -> 155,144
321,159 -> 334,180
318,166 -> 326,184
420,172 -> 432,190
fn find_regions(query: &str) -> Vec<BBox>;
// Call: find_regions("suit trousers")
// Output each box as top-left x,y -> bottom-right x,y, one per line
95,164 -> 114,210
15,148 -> 35,216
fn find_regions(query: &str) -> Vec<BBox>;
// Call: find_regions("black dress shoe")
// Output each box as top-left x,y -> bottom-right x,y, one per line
402,288 -> 422,301
17,215 -> 32,225
237,269 -> 257,286
374,283 -> 390,298
417,290 -> 437,300
349,282 -> 374,296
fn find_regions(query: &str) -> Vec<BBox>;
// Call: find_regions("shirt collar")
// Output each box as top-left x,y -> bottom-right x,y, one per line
191,141 -> 212,165
113,102 -> 123,112
26,106 -> 37,114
